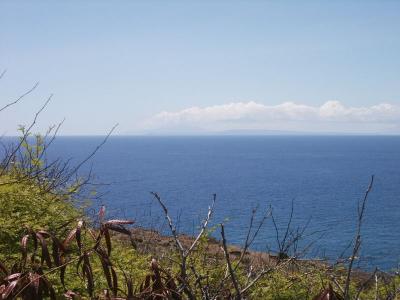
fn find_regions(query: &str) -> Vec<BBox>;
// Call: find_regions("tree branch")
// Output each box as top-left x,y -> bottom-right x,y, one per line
220,223 -> 241,299
0,82 -> 39,113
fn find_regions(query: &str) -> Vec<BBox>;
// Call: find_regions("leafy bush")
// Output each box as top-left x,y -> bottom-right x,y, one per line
0,130 -> 85,261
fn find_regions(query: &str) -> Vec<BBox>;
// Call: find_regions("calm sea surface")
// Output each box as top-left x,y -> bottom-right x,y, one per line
11,136 -> 400,270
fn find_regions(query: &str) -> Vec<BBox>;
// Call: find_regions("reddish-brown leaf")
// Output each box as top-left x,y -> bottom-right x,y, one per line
2,279 -> 19,298
87,227 -> 97,241
76,255 -> 84,278
104,219 -> 134,225
93,232 -> 103,250
82,253 -> 94,297
36,232 -> 52,268
125,275 -> 133,298
104,228 -> 112,255
64,290 -> 80,299
30,232 -> 38,263
111,266 -> 118,296
99,205 -> 106,220
313,285 -> 343,300
63,228 -> 77,249
60,264 -> 67,288
143,275 -> 151,292
51,241 -> 61,267
3,273 -> 21,281
20,234 -> 30,264
36,230 -> 51,237
99,256 -> 113,291
76,226 -> 82,252
52,235 -> 66,252
106,224 -> 131,235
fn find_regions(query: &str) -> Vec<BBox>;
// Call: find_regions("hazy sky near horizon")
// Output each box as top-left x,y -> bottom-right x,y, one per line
1,1 -> 400,135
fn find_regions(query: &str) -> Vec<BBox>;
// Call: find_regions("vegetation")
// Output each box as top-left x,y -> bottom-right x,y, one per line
1,82 -> 399,299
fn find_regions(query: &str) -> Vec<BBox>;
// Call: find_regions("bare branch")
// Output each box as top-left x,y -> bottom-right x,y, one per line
187,193 -> 216,255
343,175 -> 374,300
0,93 -> 52,175
150,192 -> 184,254
67,123 -> 118,177
234,205 -> 271,273
220,223 -> 241,299
0,82 -> 39,113
240,268 -> 272,295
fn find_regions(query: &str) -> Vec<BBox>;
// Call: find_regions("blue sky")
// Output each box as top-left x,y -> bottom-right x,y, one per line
1,1 -> 400,135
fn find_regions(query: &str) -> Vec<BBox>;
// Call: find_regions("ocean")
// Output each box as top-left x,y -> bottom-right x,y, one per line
9,136 -> 400,270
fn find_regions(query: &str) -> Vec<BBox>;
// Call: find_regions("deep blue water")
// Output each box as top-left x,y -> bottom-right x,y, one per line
8,136 -> 400,270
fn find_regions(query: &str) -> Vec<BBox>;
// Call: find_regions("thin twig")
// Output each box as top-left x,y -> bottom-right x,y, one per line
220,223 -> 241,299
1,93 -> 52,175
344,175 -> 374,300
67,123 -> 118,177
150,192 -> 184,254
233,206 -> 271,273
187,193 -> 216,255
0,82 -> 39,113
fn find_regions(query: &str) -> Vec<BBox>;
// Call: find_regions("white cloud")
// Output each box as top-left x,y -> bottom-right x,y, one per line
140,101 -> 400,134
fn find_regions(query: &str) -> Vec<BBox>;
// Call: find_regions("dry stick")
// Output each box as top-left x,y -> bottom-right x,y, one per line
285,217 -> 313,257
335,238 -> 354,266
0,82 -> 39,113
39,118 -> 65,161
187,193 -> 216,255
151,193 -> 216,300
240,253 -> 295,296
331,276 -> 345,295
217,207 -> 272,294
281,199 -> 295,253
220,223 -> 241,299
151,192 -> 217,256
343,175 -> 374,300
233,206 -> 272,274
216,207 -> 272,297
271,210 -> 281,254
150,192 -> 184,254
67,123 -> 118,178
227,204 -> 310,299
239,267 -> 271,296
271,199 -> 298,258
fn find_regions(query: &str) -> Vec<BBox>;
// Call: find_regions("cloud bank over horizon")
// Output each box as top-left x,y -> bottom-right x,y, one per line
139,101 -> 400,135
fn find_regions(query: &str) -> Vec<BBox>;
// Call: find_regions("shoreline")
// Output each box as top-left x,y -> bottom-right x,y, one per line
119,226 -> 382,283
